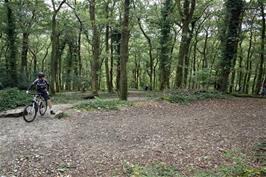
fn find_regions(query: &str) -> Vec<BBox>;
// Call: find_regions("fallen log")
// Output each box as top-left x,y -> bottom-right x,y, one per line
0,108 -> 23,118
82,94 -> 98,100
232,94 -> 266,99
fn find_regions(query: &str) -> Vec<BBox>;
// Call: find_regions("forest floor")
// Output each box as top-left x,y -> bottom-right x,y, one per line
0,95 -> 265,177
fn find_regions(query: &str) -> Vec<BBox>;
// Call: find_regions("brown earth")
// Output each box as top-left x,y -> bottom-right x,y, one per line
0,98 -> 265,177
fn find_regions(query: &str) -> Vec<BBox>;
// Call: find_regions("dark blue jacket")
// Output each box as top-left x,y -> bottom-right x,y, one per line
28,79 -> 49,93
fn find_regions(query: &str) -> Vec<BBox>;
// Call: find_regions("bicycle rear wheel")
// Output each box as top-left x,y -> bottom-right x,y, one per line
23,104 -> 37,122
39,98 -> 47,116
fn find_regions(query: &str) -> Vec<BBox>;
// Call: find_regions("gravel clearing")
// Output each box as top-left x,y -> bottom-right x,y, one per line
0,98 -> 265,177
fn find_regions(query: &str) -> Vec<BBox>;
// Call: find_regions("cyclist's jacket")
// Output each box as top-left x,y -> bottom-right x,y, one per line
28,79 -> 49,93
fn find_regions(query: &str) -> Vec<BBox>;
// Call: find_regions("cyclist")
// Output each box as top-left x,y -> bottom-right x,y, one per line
26,72 -> 55,115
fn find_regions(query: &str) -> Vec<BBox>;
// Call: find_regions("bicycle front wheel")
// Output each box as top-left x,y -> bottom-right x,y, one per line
23,104 -> 37,122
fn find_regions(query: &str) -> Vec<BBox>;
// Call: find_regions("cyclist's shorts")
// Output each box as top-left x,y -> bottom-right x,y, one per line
38,91 -> 50,101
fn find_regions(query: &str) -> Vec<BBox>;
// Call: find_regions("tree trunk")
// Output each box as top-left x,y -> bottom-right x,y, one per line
229,55 -> 237,93
77,27 -> 82,90
237,39 -> 244,92
50,15 -> 58,94
138,18 -> 153,90
252,63 -> 259,94
243,19 -> 254,94
217,0 -> 243,92
202,28 -> 209,69
112,30 -> 121,91
50,0 -> 65,94
191,36 -> 198,89
256,0 -> 265,94
21,32 -> 29,77
105,3 -> 112,93
89,0 -> 100,95
119,0 -> 130,100
66,45 -> 73,91
5,0 -> 17,87
176,23 -> 192,88
175,0 -> 196,88
110,34 -> 114,91
159,0 -> 173,90
29,49 -> 37,75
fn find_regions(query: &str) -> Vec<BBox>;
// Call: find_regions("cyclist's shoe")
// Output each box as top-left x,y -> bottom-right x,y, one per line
50,110 -> 56,115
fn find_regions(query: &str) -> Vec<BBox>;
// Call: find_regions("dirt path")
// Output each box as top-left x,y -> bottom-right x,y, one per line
0,98 -> 265,177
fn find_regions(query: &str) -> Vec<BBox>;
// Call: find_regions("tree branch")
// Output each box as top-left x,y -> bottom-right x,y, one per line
55,0 -> 66,14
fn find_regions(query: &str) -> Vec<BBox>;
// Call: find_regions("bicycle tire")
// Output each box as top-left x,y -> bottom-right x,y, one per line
39,98 -> 47,116
23,104 -> 37,122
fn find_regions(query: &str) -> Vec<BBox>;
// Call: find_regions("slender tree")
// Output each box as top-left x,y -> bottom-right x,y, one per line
50,0 -> 66,94
120,0 -> 130,100
256,0 -> 265,94
104,0 -> 112,93
138,18 -> 154,90
89,0 -> 100,95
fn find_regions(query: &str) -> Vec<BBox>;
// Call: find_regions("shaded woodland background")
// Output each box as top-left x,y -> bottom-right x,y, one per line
0,0 -> 265,100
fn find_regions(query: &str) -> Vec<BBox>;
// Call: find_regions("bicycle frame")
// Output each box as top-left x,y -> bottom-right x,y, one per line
31,94 -> 42,111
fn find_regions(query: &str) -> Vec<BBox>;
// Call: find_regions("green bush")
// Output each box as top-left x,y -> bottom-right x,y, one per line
75,98 -> 132,111
0,88 -> 32,111
162,90 -> 227,104
218,151 -> 266,177
194,149 -> 266,177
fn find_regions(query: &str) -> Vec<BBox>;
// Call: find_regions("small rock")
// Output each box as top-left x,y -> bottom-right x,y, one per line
54,111 -> 65,119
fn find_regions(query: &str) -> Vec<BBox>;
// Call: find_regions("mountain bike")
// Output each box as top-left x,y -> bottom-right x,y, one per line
23,93 -> 47,122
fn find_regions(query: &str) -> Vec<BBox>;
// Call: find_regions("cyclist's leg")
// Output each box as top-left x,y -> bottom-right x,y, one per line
42,91 -> 55,114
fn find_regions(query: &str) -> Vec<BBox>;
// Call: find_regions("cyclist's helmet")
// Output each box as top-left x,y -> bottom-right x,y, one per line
38,72 -> 45,78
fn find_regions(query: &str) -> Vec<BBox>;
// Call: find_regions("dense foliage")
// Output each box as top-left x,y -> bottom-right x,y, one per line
0,88 -> 31,111
0,0 -> 265,100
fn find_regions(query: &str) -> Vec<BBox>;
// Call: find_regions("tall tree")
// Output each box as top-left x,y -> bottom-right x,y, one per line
89,0 -> 100,95
4,0 -> 17,87
50,0 -> 66,94
138,18 -> 153,90
17,0 -> 38,78
159,0 -> 173,90
119,0 -> 130,100
104,0 -> 112,93
175,0 -> 196,88
256,0 -> 265,94
217,0 -> 243,92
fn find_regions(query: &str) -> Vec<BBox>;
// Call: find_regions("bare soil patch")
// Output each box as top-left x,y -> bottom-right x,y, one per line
0,98 -> 265,177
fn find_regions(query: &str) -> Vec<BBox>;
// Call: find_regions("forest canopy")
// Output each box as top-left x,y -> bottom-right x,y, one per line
0,0 -> 265,100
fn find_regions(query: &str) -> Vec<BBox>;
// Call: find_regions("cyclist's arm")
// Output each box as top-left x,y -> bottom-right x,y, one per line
27,79 -> 38,91
45,80 -> 50,91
